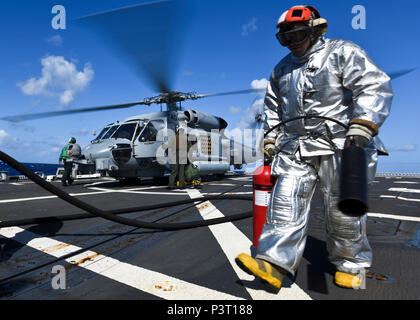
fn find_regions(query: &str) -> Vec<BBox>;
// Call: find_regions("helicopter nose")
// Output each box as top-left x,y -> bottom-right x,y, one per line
111,143 -> 132,166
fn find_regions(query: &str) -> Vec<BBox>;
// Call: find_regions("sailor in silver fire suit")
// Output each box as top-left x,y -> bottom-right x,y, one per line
236,5 -> 393,290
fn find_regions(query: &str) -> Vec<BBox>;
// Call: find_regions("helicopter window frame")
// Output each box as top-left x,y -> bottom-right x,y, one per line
101,125 -> 120,140
111,122 -> 138,141
93,126 -> 111,142
138,120 -> 165,143
133,121 -> 146,141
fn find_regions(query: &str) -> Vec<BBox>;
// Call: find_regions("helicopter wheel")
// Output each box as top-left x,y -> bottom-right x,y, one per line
119,177 -> 141,185
153,176 -> 169,185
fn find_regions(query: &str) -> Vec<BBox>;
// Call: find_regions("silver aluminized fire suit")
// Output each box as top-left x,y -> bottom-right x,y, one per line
256,37 -> 393,275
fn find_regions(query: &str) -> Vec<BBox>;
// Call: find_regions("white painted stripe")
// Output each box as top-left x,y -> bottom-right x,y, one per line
394,181 -> 419,184
186,189 -> 312,300
229,177 -> 252,181
88,187 -> 252,196
389,188 -> 420,193
380,195 -> 420,202
0,195 -> 58,203
0,190 -> 114,204
203,192 -> 253,195
88,186 -> 188,196
368,213 -> 420,223
0,186 -> 177,204
207,183 -> 253,188
0,226 -> 242,300
88,186 -> 164,192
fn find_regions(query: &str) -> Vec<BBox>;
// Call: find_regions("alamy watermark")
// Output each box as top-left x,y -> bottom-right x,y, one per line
154,128 -> 264,166
51,265 -> 66,290
352,5 -> 366,30
51,4 -> 367,32
51,5 -> 66,30
349,268 -> 367,290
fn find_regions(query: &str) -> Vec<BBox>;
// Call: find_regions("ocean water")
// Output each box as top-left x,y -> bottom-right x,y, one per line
244,161 -> 420,174
1,160 -> 419,178
376,162 -> 420,173
0,161 -> 61,177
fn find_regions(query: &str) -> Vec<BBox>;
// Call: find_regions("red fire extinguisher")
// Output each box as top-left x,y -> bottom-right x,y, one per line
253,165 -> 275,248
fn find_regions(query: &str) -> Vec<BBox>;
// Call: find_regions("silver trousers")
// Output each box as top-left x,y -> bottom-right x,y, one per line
256,147 -> 377,275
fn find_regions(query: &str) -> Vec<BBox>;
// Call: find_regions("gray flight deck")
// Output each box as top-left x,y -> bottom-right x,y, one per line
0,173 -> 419,301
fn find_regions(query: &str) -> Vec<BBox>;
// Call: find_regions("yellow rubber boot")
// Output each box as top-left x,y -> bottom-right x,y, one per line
334,271 -> 363,289
235,253 -> 286,290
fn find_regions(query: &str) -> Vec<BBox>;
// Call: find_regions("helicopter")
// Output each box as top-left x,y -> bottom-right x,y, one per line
0,1 -> 266,182
77,91 -> 262,181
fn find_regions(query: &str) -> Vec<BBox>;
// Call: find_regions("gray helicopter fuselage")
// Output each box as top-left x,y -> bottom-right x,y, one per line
80,109 -> 252,179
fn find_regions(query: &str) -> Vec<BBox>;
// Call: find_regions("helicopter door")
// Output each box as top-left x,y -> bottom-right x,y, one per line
133,120 -> 165,158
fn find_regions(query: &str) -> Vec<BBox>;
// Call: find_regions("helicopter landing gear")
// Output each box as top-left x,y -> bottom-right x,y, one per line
153,176 -> 169,185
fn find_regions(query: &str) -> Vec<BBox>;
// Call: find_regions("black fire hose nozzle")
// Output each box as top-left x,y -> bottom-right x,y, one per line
338,145 -> 369,217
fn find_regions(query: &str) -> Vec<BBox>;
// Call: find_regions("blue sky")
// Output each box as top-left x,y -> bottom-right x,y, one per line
0,0 -> 419,172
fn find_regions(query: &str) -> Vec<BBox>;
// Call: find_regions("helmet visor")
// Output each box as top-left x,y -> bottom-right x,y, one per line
276,26 -> 313,46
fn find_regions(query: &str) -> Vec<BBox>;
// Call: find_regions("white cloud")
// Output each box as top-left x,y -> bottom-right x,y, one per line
241,17 -> 258,36
251,78 -> 269,97
17,56 -> 94,107
45,35 -> 63,47
226,78 -> 268,135
0,129 -> 8,143
389,144 -> 417,152
0,129 -> 17,146
223,78 -> 268,160
71,127 -> 89,136
229,106 -> 242,115
251,78 -> 269,90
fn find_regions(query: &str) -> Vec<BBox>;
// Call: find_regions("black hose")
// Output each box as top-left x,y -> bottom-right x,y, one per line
0,150 -> 252,230
0,195 -> 252,228
265,115 -> 349,137
0,115 -> 348,230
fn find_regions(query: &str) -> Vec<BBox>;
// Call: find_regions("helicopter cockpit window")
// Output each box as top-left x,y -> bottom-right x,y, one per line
133,123 -> 145,141
112,123 -> 137,140
92,126 -> 110,142
138,120 -> 164,142
102,125 -> 120,139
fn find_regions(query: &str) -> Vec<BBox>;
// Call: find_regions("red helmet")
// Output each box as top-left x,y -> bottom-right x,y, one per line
276,5 -> 328,46
277,6 -> 321,28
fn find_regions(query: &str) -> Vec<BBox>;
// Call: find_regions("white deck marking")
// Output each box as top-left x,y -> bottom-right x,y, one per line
368,212 -> 420,223
380,195 -> 420,202
388,187 -> 420,194
202,191 -> 252,195
0,226 -> 243,300
89,187 -> 253,196
229,177 -> 252,181
186,189 -> 312,300
394,181 -> 419,184
0,190 -> 114,204
0,186 -> 177,204
88,186 -> 189,196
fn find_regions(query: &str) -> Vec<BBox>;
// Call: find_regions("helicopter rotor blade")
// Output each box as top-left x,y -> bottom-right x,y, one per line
388,68 -> 417,80
198,66 -> 417,99
73,0 -> 192,93
0,101 -> 148,122
198,88 -> 267,99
